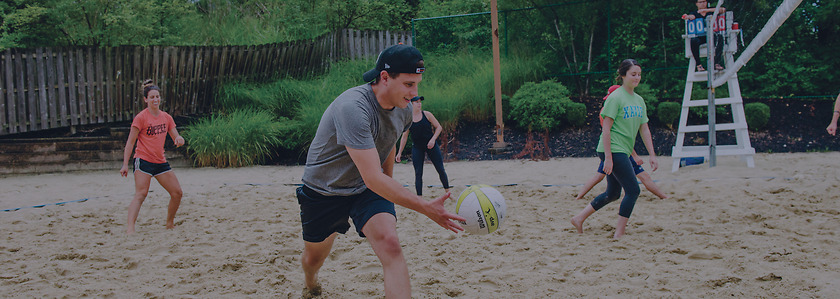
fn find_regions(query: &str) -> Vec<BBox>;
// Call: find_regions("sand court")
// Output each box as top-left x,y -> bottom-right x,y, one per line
1,152 -> 839,297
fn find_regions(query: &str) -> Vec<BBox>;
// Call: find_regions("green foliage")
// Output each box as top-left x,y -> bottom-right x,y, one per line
0,3 -> 58,49
1,0 -> 834,99
182,109 -> 294,167
634,83 -> 660,117
55,0 -> 195,47
562,101 -> 587,127
744,102 -> 770,130
209,51 -> 546,163
657,101 -> 681,127
0,0 -> 419,48
216,82 -> 301,119
325,0 -> 418,31
509,80 -> 583,132
414,0 -> 490,53
420,51 -> 546,127
214,58 -> 372,155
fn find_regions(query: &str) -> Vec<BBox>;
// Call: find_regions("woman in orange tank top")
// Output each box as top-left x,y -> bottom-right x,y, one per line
119,80 -> 185,234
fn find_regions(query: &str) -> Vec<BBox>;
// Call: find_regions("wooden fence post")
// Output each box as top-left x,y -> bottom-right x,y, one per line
44,48 -> 58,128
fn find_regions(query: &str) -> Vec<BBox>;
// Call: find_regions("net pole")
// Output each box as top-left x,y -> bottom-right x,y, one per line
707,1 -> 725,167
711,0 -> 803,88
490,0 -> 507,149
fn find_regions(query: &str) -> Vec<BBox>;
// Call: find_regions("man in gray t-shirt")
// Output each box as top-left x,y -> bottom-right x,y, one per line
296,44 -> 465,298
301,83 -> 412,196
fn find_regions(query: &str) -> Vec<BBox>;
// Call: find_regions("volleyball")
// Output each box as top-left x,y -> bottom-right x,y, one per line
455,184 -> 507,235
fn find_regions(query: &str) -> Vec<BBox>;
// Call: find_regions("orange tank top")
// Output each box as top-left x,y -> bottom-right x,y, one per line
131,108 -> 175,163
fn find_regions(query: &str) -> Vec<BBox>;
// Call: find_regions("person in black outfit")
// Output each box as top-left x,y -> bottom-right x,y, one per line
396,96 -> 451,196
683,0 -> 726,72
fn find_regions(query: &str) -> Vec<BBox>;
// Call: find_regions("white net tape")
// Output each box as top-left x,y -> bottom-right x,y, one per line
712,0 -> 803,87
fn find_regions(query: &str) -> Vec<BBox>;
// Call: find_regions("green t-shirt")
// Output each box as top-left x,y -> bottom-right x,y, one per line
596,87 -> 648,154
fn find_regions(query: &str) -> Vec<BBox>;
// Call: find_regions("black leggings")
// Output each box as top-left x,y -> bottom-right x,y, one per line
690,34 -> 724,67
590,152 -> 640,218
412,144 -> 450,195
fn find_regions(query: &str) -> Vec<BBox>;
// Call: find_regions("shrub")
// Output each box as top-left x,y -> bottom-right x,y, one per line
657,102 -> 681,128
635,83 -> 660,117
509,80 -> 585,131
744,102 -> 770,130
182,109 -> 295,167
561,101 -> 587,127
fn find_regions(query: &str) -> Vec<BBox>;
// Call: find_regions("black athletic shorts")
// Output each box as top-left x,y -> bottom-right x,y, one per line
134,158 -> 172,176
296,185 -> 396,243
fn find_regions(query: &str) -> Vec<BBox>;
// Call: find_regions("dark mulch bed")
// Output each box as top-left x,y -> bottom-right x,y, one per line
443,97 -> 840,161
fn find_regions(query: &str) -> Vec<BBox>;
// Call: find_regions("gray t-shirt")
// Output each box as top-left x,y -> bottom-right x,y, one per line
301,84 -> 412,196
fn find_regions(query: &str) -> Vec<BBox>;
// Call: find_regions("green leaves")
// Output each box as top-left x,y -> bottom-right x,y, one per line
509,80 -> 584,132
744,102 -> 770,130
0,4 -> 56,49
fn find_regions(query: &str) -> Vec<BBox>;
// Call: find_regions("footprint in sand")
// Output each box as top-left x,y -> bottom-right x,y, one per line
686,251 -> 722,260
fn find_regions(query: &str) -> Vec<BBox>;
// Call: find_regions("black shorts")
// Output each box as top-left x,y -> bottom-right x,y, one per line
134,158 -> 172,176
296,185 -> 396,243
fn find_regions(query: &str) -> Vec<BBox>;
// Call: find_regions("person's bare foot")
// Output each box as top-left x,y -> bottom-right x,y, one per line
302,284 -> 322,299
166,222 -> 175,229
614,216 -> 628,239
570,217 -> 584,233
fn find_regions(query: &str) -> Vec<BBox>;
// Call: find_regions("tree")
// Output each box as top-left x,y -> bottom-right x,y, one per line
0,1 -> 62,49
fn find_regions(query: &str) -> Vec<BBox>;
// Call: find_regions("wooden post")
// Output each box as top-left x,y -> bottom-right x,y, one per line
55,48 -> 69,126
35,48 -> 49,129
490,0 -> 508,152
44,48 -> 58,128
4,50 -> 16,133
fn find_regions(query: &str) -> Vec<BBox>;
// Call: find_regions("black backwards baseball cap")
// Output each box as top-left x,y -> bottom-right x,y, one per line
362,44 -> 425,82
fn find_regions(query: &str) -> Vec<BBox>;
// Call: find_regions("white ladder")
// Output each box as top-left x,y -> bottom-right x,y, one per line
671,11 -> 755,172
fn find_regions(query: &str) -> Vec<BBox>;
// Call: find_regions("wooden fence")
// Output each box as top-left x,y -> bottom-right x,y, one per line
0,29 -> 411,136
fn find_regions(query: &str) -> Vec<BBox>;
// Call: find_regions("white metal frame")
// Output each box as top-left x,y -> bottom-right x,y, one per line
672,11 -> 755,172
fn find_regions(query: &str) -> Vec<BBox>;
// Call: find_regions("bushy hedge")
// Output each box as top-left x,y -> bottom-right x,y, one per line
509,80 -> 585,131
657,102 -> 681,128
744,102 -> 771,130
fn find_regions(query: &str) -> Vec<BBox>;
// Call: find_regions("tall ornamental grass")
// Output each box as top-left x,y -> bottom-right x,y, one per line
202,52 -> 547,165
182,109 -> 294,167
420,52 -> 546,129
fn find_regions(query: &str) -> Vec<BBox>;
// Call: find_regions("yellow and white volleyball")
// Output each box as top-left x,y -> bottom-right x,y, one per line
455,184 -> 507,235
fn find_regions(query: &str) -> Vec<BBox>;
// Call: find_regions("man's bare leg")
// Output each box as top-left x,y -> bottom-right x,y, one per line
362,213 -> 410,299
301,233 -> 338,294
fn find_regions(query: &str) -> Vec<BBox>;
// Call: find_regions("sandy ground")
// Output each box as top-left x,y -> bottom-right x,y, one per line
1,152 -> 839,298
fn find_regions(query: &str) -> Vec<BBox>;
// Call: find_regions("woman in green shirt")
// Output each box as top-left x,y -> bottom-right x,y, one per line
571,59 -> 659,239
